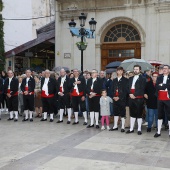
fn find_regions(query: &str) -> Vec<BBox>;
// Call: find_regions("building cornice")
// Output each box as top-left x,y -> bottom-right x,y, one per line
155,2 -> 170,13
56,1 -> 170,20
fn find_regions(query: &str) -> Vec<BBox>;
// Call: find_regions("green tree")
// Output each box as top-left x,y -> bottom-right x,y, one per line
0,0 -> 5,71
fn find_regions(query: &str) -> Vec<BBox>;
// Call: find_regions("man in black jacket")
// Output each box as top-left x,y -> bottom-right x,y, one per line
86,69 -> 103,129
154,65 -> 170,137
4,70 -> 19,121
69,69 -> 87,125
0,77 -> 3,120
41,70 -> 57,122
110,67 -> 128,132
21,69 -> 35,122
126,65 -> 146,135
57,69 -> 71,124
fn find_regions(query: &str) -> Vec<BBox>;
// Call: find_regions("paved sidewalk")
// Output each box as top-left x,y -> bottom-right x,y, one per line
0,113 -> 170,170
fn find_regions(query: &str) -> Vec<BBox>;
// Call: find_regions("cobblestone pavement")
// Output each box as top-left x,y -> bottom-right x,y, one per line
0,113 -> 170,170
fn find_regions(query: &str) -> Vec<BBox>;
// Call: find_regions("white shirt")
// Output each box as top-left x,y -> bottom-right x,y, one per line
92,78 -> 96,83
131,75 -> 139,89
163,75 -> 168,84
45,78 -> 49,84
61,76 -> 66,86
91,78 -> 97,89
8,77 -> 13,89
42,78 -> 49,96
74,77 -> 79,95
118,76 -> 122,82
26,77 -> 30,86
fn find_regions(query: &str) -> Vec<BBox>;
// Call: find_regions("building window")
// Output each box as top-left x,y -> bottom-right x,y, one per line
108,49 -> 135,58
104,24 -> 141,42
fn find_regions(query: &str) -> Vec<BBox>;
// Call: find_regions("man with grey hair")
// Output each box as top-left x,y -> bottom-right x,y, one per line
57,68 -> 72,124
69,68 -> 87,125
40,69 -> 57,122
86,69 -> 103,128
99,70 -> 107,89
154,65 -> 170,137
4,70 -> 19,121
21,69 -> 35,122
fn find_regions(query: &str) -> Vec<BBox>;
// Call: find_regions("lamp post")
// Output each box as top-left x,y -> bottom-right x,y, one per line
68,13 -> 97,72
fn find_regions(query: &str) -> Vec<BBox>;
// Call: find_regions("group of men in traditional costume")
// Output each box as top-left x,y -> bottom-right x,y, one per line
1,64 -> 170,138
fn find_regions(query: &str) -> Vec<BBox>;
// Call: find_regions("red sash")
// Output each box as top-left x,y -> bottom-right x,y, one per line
41,90 -> 54,98
7,89 -> 18,96
71,89 -> 84,96
130,89 -> 143,99
158,91 -> 170,100
23,86 -> 34,95
89,89 -> 101,96
59,86 -> 63,92
115,89 -> 119,97
25,86 -> 28,91
130,89 -> 135,94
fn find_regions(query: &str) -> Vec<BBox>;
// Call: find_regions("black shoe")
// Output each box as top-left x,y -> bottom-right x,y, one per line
7,118 -> 14,121
14,118 -> 18,122
72,121 -> 79,125
121,129 -> 125,133
87,124 -> 94,128
22,118 -> 28,122
30,118 -> 33,122
40,118 -> 47,121
83,122 -> 87,125
50,119 -> 53,122
56,120 -> 63,123
154,133 -> 161,138
126,130 -> 134,134
0,118 -> 1,120
109,127 -> 118,131
147,128 -> 151,132
138,131 -> 142,135
67,121 -> 71,124
96,125 -> 100,129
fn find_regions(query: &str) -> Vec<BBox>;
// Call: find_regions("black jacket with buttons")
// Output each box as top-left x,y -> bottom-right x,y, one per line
111,76 -> 128,100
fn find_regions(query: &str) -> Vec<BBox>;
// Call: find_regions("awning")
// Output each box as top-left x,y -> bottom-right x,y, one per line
5,21 -> 55,58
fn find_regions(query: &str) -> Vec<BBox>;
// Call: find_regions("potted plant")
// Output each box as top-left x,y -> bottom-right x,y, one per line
76,41 -> 88,50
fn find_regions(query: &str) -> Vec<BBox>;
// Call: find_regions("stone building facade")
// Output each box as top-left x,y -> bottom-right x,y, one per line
55,0 -> 170,71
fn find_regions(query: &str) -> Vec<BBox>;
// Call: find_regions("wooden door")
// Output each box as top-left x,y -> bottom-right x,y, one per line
101,42 -> 141,70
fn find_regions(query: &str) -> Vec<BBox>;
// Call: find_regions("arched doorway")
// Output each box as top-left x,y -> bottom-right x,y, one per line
101,22 -> 141,70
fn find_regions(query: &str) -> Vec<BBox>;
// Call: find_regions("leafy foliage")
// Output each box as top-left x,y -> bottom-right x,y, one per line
0,0 -> 5,71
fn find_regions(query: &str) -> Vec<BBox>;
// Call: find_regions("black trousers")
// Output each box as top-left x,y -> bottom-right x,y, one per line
2,93 -> 8,108
113,99 -> 126,117
89,96 -> 100,112
42,97 -> 54,113
0,94 -> 2,109
7,95 -> 18,112
58,93 -> 71,109
129,98 -> 144,118
158,100 -> 170,121
71,96 -> 86,112
23,95 -> 34,111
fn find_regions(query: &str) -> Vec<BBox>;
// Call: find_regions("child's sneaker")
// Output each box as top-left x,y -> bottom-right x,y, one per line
107,126 -> 110,130
101,126 -> 105,130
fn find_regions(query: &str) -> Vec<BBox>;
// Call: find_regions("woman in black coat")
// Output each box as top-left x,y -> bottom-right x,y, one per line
144,72 -> 159,132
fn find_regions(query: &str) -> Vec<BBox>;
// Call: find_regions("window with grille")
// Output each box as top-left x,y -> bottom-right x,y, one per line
104,24 -> 140,42
108,49 -> 135,58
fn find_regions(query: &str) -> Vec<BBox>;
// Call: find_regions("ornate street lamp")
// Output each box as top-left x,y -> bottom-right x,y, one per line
89,18 -> 97,36
68,13 -> 97,72
79,13 -> 87,27
68,19 -> 76,28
